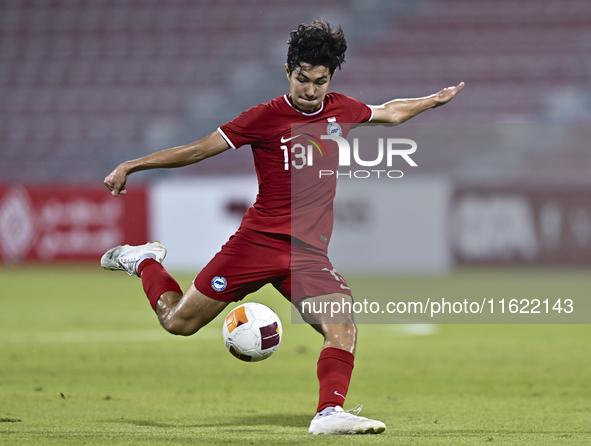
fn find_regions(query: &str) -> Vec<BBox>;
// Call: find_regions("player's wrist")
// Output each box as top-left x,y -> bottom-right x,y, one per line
426,94 -> 441,109
122,160 -> 140,175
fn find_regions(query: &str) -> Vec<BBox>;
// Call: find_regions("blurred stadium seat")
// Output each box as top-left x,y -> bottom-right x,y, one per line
0,0 -> 589,183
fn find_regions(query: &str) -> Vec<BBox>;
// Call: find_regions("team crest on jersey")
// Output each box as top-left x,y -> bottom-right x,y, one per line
327,122 -> 342,137
211,276 -> 227,292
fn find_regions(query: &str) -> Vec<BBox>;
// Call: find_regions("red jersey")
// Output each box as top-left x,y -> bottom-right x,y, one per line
218,92 -> 372,251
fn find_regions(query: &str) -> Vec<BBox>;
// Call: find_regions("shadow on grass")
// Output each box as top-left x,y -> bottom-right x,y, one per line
118,413 -> 311,429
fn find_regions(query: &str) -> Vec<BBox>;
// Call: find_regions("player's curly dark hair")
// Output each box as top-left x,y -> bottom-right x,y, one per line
286,20 -> 347,76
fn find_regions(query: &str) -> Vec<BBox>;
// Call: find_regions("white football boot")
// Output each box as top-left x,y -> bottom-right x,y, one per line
100,242 -> 167,276
308,405 -> 386,435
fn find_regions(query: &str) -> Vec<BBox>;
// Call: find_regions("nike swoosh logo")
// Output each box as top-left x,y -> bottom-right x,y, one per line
334,391 -> 345,399
340,284 -> 350,290
280,134 -> 302,143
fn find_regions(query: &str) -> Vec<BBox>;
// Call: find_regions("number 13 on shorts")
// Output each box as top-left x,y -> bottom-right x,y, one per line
322,267 -> 350,290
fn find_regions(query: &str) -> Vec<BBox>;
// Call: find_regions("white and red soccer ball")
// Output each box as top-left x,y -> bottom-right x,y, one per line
222,302 -> 282,362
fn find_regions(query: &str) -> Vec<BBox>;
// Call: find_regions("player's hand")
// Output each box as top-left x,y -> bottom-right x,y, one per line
432,82 -> 465,108
104,163 -> 129,197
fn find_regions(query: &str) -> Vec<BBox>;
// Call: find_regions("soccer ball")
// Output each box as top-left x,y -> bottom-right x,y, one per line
222,302 -> 282,362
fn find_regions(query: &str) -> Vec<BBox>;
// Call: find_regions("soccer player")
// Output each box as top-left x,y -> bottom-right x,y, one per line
101,20 -> 463,435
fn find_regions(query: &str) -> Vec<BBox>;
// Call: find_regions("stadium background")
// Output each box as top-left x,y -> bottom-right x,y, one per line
1,1 -> 591,444
1,0 -> 590,269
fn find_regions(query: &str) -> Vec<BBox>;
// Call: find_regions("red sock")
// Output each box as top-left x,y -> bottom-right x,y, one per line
316,347 -> 355,413
137,259 -> 183,312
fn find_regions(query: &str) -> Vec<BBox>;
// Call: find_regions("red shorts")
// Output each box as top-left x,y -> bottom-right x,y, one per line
193,227 -> 352,303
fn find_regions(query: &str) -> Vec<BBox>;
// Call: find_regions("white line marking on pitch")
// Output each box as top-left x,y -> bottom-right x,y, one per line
358,324 -> 438,338
2,329 -> 219,344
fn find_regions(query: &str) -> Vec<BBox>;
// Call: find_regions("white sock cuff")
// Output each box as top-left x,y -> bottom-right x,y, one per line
134,253 -> 157,276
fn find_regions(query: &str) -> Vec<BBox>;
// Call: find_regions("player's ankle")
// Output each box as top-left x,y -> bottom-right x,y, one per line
316,406 -> 338,418
135,254 -> 157,276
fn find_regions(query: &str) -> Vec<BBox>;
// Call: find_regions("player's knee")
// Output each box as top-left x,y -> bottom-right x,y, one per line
161,318 -> 200,336
323,323 -> 357,350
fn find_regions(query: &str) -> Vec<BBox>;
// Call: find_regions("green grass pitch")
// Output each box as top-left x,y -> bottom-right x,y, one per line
1,266 -> 590,445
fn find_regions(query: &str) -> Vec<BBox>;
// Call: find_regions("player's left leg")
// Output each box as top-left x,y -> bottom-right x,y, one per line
297,293 -> 386,435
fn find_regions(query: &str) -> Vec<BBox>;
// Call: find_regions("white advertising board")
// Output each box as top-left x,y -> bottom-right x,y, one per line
330,177 -> 453,274
150,176 -> 452,274
150,177 -> 258,272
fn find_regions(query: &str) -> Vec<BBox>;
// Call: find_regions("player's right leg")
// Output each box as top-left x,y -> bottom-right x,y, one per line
101,242 -> 228,336
156,284 -> 228,336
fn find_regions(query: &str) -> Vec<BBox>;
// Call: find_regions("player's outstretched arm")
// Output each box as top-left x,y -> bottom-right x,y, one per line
104,130 -> 231,197
369,82 -> 464,124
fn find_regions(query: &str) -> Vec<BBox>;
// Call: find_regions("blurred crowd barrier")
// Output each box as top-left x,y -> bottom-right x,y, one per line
3,179 -> 588,270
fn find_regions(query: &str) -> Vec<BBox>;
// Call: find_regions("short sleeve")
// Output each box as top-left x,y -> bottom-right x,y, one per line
347,96 -> 373,124
218,103 -> 267,150
330,93 -> 373,124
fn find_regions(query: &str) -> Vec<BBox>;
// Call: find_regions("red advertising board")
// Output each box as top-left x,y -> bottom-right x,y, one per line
450,186 -> 591,265
0,185 -> 148,263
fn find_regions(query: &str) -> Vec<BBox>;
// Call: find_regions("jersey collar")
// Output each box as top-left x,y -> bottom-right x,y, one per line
284,94 -> 324,116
